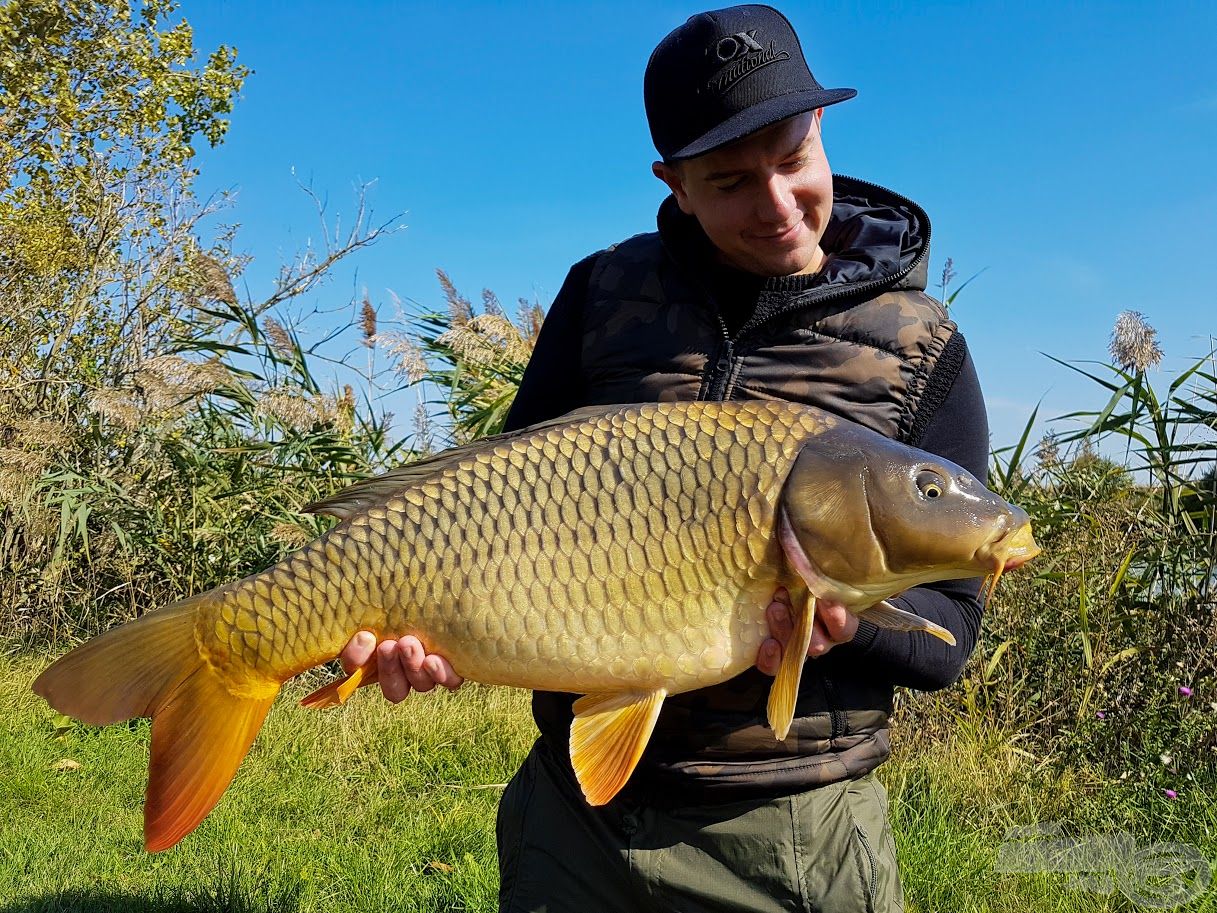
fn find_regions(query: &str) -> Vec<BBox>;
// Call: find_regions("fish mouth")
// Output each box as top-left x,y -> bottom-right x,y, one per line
995,522 -> 1040,568
978,521 -> 1040,603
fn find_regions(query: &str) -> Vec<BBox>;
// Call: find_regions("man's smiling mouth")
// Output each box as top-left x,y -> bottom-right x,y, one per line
751,221 -> 803,241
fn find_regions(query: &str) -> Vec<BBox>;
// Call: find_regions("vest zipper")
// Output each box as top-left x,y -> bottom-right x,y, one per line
820,671 -> 847,742
704,336 -> 735,402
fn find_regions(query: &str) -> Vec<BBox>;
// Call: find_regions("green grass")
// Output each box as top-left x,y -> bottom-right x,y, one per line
0,652 -> 533,912
2,653 -> 1214,912
885,729 -> 1217,912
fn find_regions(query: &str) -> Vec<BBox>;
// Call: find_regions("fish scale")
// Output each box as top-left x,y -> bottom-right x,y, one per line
194,401 -> 821,699
33,398 -> 1039,851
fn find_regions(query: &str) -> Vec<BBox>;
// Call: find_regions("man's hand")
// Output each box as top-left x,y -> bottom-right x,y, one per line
755,587 -> 859,676
340,631 -> 464,704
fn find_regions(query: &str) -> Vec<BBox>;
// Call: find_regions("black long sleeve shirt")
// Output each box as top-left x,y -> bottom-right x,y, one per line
502,256 -> 990,692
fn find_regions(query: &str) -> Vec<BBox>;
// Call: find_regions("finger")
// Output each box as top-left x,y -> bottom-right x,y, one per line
376,640 -> 411,703
808,605 -> 838,657
755,637 -> 782,676
766,599 -> 794,645
808,604 -> 858,657
825,604 -> 859,644
399,636 -> 437,693
818,602 -> 851,639
340,630 -> 377,673
424,655 -> 464,691
808,616 -> 832,657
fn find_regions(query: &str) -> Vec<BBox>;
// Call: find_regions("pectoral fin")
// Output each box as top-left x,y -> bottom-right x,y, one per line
570,689 -> 666,806
767,593 -> 816,742
865,601 -> 957,645
300,662 -> 380,709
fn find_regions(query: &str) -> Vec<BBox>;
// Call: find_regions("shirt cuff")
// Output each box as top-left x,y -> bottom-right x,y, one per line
847,617 -> 881,653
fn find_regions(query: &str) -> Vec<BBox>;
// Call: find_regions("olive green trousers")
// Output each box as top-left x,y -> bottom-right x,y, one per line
496,741 -> 904,913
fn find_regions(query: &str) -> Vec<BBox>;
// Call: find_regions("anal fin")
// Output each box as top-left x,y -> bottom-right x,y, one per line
300,662 -> 380,709
767,594 -> 816,741
865,600 -> 957,645
570,689 -> 666,806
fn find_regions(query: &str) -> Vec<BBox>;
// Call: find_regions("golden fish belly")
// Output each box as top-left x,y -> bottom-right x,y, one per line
200,401 -> 832,695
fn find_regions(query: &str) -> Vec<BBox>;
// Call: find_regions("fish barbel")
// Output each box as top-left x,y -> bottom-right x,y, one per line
33,400 -> 1039,851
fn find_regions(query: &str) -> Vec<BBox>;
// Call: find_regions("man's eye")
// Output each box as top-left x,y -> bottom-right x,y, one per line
783,157 -> 807,170
714,178 -> 745,193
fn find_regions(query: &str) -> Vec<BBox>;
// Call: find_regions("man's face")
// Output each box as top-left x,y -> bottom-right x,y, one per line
653,110 -> 832,278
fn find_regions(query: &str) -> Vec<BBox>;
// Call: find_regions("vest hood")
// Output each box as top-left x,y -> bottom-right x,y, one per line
657,173 -> 931,296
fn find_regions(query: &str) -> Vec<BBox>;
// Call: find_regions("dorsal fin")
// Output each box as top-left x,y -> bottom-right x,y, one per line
303,404 -> 632,521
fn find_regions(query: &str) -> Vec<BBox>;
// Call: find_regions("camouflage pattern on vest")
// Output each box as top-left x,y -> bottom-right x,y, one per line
578,236 -> 956,444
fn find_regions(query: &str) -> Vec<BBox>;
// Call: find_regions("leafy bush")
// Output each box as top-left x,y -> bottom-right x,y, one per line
896,313 -> 1216,792
0,0 -> 408,641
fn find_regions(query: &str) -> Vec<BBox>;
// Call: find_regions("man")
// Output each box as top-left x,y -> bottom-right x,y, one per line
342,5 -> 989,911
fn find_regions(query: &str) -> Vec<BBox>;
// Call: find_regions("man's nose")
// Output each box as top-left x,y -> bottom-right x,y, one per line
756,174 -> 796,224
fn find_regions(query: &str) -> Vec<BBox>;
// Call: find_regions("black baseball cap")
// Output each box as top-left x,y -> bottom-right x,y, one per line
644,4 -> 856,161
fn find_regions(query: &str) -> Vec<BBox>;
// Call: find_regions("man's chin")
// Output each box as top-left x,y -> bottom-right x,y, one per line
750,251 -> 817,278
740,235 -> 818,274
720,240 -> 819,277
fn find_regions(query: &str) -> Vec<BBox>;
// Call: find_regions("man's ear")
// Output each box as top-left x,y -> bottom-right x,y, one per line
652,160 -> 693,213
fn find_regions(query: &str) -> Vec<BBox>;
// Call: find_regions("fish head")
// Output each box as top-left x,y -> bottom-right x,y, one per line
781,423 -> 1040,605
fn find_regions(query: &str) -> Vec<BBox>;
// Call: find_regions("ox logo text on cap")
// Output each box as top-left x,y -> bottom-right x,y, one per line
643,4 -> 857,160
705,28 -> 791,94
712,30 -> 763,61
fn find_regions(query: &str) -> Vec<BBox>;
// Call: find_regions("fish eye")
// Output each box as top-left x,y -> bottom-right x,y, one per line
916,470 -> 946,500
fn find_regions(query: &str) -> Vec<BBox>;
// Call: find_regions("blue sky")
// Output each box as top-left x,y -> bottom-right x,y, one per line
187,1 -> 1217,452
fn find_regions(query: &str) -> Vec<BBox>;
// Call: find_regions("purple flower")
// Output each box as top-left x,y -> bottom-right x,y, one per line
1096,711 -> 1106,719
1165,789 -> 1178,799
1178,686 -> 1193,697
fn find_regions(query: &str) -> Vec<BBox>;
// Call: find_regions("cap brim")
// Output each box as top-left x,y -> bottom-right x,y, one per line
667,87 -> 857,161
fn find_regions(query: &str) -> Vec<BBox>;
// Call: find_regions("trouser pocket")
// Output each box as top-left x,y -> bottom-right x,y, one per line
844,772 -> 904,913
793,773 -> 903,913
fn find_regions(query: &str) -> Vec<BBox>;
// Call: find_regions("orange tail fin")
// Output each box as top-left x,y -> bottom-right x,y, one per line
31,595 -> 278,852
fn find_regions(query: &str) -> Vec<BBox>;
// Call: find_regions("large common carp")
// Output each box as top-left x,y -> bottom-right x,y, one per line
34,400 -> 1038,852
